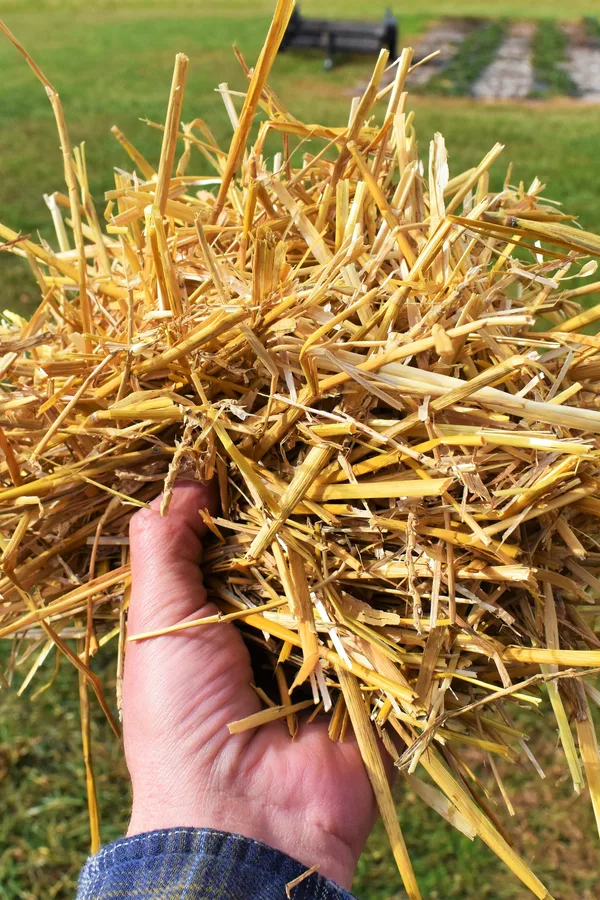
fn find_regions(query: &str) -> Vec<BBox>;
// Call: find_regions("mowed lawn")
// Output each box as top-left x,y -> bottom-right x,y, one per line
2,0 -> 600,311
2,2 -> 600,899
4,653 -> 600,900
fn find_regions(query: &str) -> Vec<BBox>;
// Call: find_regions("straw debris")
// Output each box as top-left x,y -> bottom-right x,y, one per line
2,2 -> 600,895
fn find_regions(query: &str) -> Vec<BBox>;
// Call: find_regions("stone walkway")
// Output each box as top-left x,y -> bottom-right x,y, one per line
353,17 -> 600,102
407,18 -> 478,88
563,22 -> 600,102
356,20 -> 476,93
472,22 -> 535,100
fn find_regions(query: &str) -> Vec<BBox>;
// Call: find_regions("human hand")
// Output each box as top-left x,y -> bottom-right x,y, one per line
123,481 -> 378,889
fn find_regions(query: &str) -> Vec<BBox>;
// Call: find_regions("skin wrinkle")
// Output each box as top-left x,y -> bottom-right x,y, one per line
173,779 -> 360,887
124,482 -> 381,890
178,675 -> 259,759
248,794 -> 358,884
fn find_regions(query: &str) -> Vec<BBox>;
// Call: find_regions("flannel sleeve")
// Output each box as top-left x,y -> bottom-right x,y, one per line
76,826 -> 358,900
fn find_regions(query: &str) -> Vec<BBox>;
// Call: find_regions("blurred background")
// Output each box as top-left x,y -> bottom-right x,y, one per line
1,1 -> 600,897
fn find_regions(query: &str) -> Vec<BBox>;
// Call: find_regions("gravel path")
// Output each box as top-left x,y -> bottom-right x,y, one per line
563,23 -> 600,102
472,21 -> 534,100
407,18 -> 478,88
357,19 -> 476,93
356,17 -> 600,103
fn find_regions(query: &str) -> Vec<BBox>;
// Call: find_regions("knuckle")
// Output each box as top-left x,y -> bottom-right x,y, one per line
129,507 -> 158,543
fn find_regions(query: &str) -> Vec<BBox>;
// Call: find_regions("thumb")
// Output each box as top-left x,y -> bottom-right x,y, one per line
127,480 -> 216,636
123,480 -> 260,763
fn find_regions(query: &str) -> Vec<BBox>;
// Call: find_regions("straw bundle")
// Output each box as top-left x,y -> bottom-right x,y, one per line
3,3 -> 600,896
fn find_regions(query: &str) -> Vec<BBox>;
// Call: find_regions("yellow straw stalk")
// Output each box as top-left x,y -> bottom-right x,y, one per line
3,6 -> 600,896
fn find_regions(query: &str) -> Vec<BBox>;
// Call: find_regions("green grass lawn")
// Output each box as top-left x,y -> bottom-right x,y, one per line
3,647 -> 600,900
2,0 -> 600,19
2,2 -> 600,898
2,3 -> 600,313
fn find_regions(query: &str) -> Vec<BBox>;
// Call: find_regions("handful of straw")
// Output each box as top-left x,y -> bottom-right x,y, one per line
3,3 -> 600,896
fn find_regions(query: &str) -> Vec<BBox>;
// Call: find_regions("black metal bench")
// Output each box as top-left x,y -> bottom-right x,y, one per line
280,7 -> 398,69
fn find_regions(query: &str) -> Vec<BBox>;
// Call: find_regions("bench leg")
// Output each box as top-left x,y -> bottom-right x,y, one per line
388,32 -> 397,61
324,31 -> 335,69
386,23 -> 398,61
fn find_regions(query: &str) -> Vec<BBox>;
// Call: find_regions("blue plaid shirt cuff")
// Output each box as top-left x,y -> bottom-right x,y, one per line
76,827 -> 358,899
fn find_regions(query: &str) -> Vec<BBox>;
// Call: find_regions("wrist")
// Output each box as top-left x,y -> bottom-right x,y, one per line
127,800 -> 357,889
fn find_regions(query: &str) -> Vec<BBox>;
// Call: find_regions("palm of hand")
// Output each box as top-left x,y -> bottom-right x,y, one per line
124,482 -> 376,890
